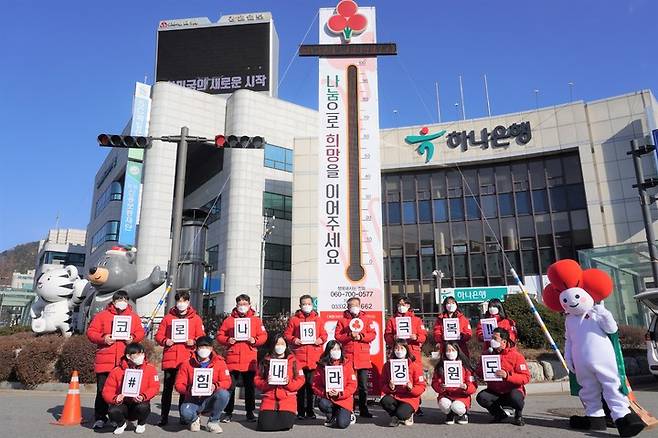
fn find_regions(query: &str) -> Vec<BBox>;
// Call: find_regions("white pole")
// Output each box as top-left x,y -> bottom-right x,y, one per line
459,75 -> 466,120
435,82 -> 442,123
484,74 -> 492,117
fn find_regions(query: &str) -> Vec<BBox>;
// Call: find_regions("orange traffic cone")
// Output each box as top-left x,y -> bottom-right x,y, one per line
53,370 -> 83,426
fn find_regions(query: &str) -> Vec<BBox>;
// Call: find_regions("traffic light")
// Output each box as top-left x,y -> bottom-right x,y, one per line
98,134 -> 152,149
214,135 -> 265,149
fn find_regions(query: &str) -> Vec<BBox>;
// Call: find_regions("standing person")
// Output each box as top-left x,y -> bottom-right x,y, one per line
431,341 -> 477,425
312,341 -> 358,429
254,335 -> 306,431
334,297 -> 376,418
379,340 -> 426,427
216,294 -> 268,423
176,336 -> 232,433
433,297 -> 472,356
476,298 -> 517,352
102,343 -> 160,435
155,291 -> 205,426
284,294 -> 327,419
476,327 -> 530,426
87,291 -> 145,429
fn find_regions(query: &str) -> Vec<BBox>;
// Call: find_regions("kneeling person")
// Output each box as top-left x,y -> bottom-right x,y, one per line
380,340 -> 426,426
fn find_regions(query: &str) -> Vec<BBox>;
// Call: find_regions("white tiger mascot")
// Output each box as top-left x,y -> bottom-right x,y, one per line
30,265 -> 88,336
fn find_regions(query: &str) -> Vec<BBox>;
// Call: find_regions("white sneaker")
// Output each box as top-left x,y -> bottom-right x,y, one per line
404,414 -> 414,426
389,417 -> 399,427
92,420 -> 106,429
350,413 -> 357,425
135,424 -> 146,434
207,421 -> 223,434
113,422 -> 127,435
190,417 -> 201,432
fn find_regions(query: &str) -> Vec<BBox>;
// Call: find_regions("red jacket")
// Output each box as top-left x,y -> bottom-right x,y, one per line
155,306 -> 205,370
433,311 -> 472,356
475,316 -> 518,351
254,355 -> 305,413
312,360 -> 357,412
284,310 -> 327,370
175,353 -> 232,401
380,358 -> 426,411
476,346 -> 530,396
102,359 -> 160,405
217,308 -> 268,372
384,310 -> 427,358
431,363 -> 477,408
334,310 -> 376,370
87,303 -> 145,373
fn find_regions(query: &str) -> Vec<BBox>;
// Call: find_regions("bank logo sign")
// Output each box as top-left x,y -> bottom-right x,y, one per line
405,127 -> 446,163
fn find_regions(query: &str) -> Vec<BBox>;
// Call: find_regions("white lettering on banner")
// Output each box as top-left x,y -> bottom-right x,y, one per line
389,359 -> 409,385
234,318 -> 251,341
268,359 -> 288,385
395,317 -> 412,339
192,368 -> 214,396
480,318 -> 498,342
171,319 -> 188,343
121,369 -> 143,397
481,355 -> 502,381
442,318 -> 460,341
112,315 -> 132,340
325,365 -> 344,392
300,322 -> 317,345
443,360 -> 463,388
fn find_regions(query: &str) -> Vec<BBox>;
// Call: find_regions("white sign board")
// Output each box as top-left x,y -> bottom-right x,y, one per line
442,318 -> 460,341
443,360 -> 463,388
268,359 -> 288,385
112,315 -> 132,340
300,322 -> 317,345
121,369 -> 143,397
325,365 -> 344,392
481,355 -> 502,381
395,317 -> 412,340
234,318 -> 251,341
192,368 -> 214,396
171,319 -> 188,343
480,318 -> 498,342
389,359 -> 409,385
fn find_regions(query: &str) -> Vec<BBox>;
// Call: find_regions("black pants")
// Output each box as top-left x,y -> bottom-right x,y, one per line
296,368 -> 315,416
161,368 -> 184,420
257,410 -> 296,431
380,395 -> 414,421
356,369 -> 369,412
318,398 -> 351,429
108,402 -> 151,426
94,372 -> 110,421
225,370 -> 256,414
477,389 -> 525,416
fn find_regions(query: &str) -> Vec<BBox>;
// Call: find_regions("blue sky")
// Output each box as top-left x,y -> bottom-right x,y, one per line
0,0 -> 656,251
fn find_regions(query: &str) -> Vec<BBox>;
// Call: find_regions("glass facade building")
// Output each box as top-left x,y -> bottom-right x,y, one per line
382,151 -> 593,315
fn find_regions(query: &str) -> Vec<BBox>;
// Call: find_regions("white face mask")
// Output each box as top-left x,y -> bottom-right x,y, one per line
197,348 -> 212,359
301,304 -> 313,314
130,354 -> 145,366
398,305 -> 409,314
446,351 -> 458,361
489,306 -> 499,316
237,305 -> 250,315
176,301 -> 189,312
394,349 -> 407,359
274,345 -> 286,355
489,339 -> 501,350
349,306 -> 361,316
330,349 -> 342,360
445,303 -> 457,313
114,301 -> 128,311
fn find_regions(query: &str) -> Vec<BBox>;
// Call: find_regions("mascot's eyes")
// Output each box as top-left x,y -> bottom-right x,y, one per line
575,294 -> 580,299
562,298 -> 567,303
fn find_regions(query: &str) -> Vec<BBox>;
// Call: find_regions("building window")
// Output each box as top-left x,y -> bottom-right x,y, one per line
263,296 -> 291,316
200,197 -> 221,224
263,192 -> 292,220
402,201 -> 416,224
264,144 -> 293,172
388,202 -> 401,225
95,180 -> 123,218
264,243 -> 291,271
91,220 -> 120,253
40,251 -> 85,269
206,245 -> 219,271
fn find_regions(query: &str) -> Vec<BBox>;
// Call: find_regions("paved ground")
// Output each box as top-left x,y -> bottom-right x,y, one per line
1,383 -> 657,437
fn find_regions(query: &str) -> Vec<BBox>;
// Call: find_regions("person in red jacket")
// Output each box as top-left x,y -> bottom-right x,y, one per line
254,334 -> 306,431
334,297 -> 375,418
431,341 -> 477,425
154,290 -> 206,426
476,327 -> 531,426
216,293 -> 268,423
102,343 -> 159,435
176,336 -> 232,433
475,298 -> 518,352
379,340 -> 427,427
312,341 -> 358,429
433,297 -> 472,356
284,294 -> 327,419
87,291 -> 145,429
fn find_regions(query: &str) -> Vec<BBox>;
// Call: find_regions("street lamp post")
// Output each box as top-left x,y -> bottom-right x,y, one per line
432,269 -> 444,314
259,216 -> 276,316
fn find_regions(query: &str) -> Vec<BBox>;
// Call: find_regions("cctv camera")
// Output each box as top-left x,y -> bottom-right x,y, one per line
432,270 -> 439,277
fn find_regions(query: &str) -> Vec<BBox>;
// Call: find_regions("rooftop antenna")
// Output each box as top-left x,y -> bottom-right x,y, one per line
54,212 -> 60,242
484,74 -> 492,117
454,102 -> 460,121
568,81 -> 575,102
533,89 -> 540,110
434,82 -> 442,123
458,75 -> 466,120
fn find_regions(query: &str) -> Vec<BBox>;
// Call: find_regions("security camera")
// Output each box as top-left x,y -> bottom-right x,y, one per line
432,270 -> 444,278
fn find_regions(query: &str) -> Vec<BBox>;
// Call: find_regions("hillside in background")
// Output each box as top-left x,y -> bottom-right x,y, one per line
0,242 -> 39,286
